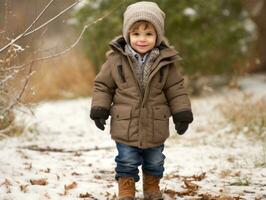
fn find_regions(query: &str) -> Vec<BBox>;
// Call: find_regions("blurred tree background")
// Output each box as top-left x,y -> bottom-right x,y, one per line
1,0 -> 265,135
74,0 -> 265,75
1,0 -> 265,104
0,0 -> 95,103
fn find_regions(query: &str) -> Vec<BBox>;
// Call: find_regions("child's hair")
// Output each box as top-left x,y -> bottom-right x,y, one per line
128,21 -> 156,34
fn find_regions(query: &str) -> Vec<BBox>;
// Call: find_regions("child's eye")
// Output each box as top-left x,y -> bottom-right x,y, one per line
131,32 -> 139,36
146,32 -> 154,36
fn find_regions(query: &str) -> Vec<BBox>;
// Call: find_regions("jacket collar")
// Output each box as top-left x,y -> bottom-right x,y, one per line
109,35 -> 181,62
125,44 -> 150,65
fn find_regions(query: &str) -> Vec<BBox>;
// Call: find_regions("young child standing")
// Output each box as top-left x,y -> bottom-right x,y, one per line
90,1 -> 193,200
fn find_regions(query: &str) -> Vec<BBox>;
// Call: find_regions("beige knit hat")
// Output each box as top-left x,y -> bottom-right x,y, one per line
123,1 -> 165,46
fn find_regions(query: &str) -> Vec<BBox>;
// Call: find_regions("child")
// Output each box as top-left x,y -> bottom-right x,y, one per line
90,1 -> 193,200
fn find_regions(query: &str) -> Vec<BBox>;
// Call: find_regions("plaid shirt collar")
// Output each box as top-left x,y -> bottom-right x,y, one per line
126,44 -> 150,65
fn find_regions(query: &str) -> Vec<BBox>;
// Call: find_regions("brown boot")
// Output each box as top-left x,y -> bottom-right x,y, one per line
143,173 -> 163,200
118,177 -> 136,200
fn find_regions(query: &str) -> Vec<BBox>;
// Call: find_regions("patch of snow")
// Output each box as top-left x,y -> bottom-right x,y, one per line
244,18 -> 257,33
183,8 -> 197,17
0,75 -> 266,199
238,74 -> 266,98
222,9 -> 230,16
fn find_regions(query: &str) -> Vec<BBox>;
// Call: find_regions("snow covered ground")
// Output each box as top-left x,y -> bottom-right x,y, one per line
0,74 -> 266,200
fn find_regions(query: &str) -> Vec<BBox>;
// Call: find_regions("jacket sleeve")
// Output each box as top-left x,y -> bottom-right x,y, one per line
91,58 -> 116,110
163,63 -> 192,114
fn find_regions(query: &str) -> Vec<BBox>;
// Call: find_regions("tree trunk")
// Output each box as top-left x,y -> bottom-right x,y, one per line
244,0 -> 266,72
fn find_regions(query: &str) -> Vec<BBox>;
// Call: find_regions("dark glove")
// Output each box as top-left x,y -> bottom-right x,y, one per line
174,122 -> 189,135
173,110 -> 193,135
94,118 -> 106,130
90,107 -> 109,131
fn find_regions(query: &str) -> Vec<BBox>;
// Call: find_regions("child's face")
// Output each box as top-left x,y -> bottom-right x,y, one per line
129,23 -> 157,56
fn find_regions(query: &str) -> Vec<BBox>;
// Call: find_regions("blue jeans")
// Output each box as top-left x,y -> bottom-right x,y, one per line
115,142 -> 165,182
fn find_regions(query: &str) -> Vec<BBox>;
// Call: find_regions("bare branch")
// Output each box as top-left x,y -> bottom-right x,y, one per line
0,65 -> 24,72
6,0 -> 126,68
0,0 -> 81,53
24,0 -> 82,37
0,57 -> 35,116
0,0 -> 127,120
0,0 -> 55,52
0,132 -> 9,139
0,124 -> 13,136
0,116 -> 15,137
22,0 -> 55,38
0,71 -> 19,85
17,64 -> 35,103
20,145 -> 114,153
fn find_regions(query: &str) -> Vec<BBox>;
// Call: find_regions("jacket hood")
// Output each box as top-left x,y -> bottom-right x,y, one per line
108,35 -> 181,61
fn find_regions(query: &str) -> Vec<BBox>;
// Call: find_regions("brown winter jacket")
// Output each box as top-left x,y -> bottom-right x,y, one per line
91,36 -> 192,148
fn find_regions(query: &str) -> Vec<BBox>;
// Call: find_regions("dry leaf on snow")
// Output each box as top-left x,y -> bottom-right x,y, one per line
64,181 -> 77,195
30,178 -> 48,185
79,192 -> 96,199
20,184 -> 29,192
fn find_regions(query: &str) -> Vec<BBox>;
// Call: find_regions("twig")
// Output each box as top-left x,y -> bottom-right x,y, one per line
20,145 -> 114,153
4,0 -> 126,69
24,0 -> 55,35
0,0 -> 127,118
0,0 -> 55,52
0,64 -> 25,72
0,0 -> 81,53
0,120 -> 14,136
24,0 -> 82,36
0,53 -> 36,116
0,133 -> 9,139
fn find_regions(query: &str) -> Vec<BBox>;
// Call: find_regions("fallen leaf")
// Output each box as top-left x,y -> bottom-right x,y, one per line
74,151 -> 82,156
94,175 -> 101,179
0,179 -> 12,187
44,168 -> 50,173
198,193 -> 245,200
24,162 -> 32,170
30,178 -> 48,185
191,172 -> 206,181
64,181 -> 77,191
106,184 -> 113,188
183,180 -> 199,191
177,189 -> 197,196
71,172 -> 80,176
20,184 -> 29,193
164,189 -> 179,198
63,181 -> 77,195
79,192 -> 90,197
79,192 -> 93,198
219,170 -> 231,178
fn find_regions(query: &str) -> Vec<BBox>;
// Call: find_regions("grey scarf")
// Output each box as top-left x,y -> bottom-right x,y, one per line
125,44 -> 160,94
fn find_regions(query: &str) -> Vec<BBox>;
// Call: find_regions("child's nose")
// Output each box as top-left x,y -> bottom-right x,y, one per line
139,35 -> 146,42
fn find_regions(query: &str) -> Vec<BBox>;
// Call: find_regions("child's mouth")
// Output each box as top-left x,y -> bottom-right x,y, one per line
137,45 -> 148,48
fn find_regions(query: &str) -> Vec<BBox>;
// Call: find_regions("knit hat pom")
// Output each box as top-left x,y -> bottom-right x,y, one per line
123,1 -> 165,46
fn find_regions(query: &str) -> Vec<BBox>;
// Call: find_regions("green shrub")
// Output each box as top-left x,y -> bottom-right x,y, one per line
73,0 -> 254,74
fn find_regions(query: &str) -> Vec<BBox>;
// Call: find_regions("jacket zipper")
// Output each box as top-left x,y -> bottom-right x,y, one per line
142,57 -> 177,107
126,54 -> 176,147
126,55 -> 145,147
126,55 -> 144,100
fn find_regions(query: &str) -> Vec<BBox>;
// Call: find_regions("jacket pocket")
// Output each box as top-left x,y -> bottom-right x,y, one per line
110,105 -> 132,141
153,105 -> 171,143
